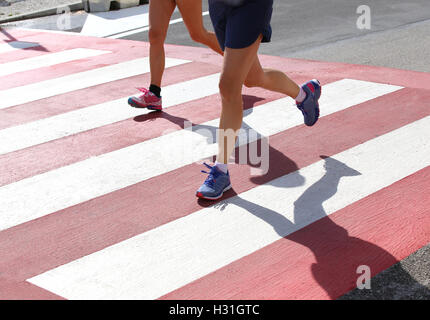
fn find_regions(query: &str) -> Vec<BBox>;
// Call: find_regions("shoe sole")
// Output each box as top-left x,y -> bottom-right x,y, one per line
305,79 -> 321,127
312,79 -> 321,100
127,97 -> 162,111
196,184 -> 232,200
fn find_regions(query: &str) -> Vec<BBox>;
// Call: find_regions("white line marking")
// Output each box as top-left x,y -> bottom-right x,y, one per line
28,114 -> 430,300
0,48 -> 111,78
0,57 -> 190,110
80,5 -> 152,38
108,11 -> 210,39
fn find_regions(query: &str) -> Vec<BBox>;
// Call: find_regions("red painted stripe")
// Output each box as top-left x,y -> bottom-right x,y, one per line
0,29 -> 46,64
0,279 -> 64,300
0,44 -> 46,64
0,61 -> 219,130
0,28 -> 51,41
0,86 -> 428,289
0,86 -> 285,186
0,28 -> 33,41
161,166 -> 430,300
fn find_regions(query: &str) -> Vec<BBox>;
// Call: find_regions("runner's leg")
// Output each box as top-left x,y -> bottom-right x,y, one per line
148,0 -> 176,87
176,0 -> 223,55
244,56 -> 300,98
217,35 -> 263,164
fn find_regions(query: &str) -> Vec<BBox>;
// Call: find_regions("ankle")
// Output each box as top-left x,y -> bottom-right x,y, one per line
295,87 -> 306,103
215,161 -> 228,174
149,84 -> 161,98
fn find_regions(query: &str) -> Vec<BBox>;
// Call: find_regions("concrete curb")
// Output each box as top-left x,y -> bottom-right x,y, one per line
0,0 -> 148,25
0,1 -> 83,24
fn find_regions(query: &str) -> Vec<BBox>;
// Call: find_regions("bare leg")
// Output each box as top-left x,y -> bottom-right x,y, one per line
148,0 -> 176,87
217,36 -> 263,164
176,0 -> 223,55
244,55 -> 300,98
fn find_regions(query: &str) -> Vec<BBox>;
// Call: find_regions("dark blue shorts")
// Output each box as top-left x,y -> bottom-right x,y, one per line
208,0 -> 273,51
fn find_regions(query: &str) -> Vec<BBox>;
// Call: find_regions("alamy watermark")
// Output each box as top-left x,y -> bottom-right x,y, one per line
56,6 -> 71,31
356,265 -> 371,289
356,5 -> 371,30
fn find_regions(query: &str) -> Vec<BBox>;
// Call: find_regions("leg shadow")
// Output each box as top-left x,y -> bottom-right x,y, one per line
133,94 -> 265,125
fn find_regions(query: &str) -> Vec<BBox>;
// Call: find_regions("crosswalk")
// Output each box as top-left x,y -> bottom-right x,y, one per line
0,28 -> 429,300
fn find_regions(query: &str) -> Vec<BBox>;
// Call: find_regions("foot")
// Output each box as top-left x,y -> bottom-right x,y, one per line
296,79 -> 321,126
196,163 -> 232,200
128,87 -> 162,111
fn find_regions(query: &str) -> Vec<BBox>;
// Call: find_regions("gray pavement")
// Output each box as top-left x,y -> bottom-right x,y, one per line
286,19 -> 430,73
0,0 -> 429,300
0,6 -> 87,31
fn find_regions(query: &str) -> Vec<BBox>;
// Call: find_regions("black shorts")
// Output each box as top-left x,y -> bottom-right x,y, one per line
208,0 -> 273,51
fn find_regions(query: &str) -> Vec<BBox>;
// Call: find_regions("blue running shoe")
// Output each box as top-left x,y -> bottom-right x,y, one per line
196,163 -> 232,200
296,79 -> 321,126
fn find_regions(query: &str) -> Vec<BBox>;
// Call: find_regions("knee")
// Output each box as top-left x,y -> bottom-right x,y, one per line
148,27 -> 165,46
219,77 -> 242,103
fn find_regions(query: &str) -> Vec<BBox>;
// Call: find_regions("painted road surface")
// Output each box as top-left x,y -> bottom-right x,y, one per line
0,28 -> 429,300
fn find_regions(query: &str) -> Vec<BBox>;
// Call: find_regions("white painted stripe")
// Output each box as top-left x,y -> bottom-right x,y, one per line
0,48 -> 111,77
108,27 -> 151,39
28,115 -> 430,300
108,11 -> 210,39
0,41 -> 39,54
0,79 -> 401,231
0,57 -> 190,110
80,5 -> 152,38
0,73 -> 221,155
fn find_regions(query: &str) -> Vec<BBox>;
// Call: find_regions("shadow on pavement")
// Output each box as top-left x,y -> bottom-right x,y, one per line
0,28 -> 48,52
201,155 -> 430,299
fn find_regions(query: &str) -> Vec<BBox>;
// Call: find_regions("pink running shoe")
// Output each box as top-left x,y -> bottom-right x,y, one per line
128,87 -> 162,111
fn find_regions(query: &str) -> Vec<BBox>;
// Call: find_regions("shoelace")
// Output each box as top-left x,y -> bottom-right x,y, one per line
136,87 -> 149,94
201,162 -> 218,187
135,87 -> 149,98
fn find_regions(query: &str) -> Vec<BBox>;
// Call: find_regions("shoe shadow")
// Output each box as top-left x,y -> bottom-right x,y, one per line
201,156 -> 430,299
132,94 -> 267,164
133,94 -> 265,127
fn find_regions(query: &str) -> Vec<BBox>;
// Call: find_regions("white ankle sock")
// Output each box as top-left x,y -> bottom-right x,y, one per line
295,87 -> 306,103
215,161 -> 228,173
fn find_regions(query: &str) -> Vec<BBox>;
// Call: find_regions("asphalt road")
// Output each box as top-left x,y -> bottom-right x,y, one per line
1,0 -> 429,300
124,0 -> 430,73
